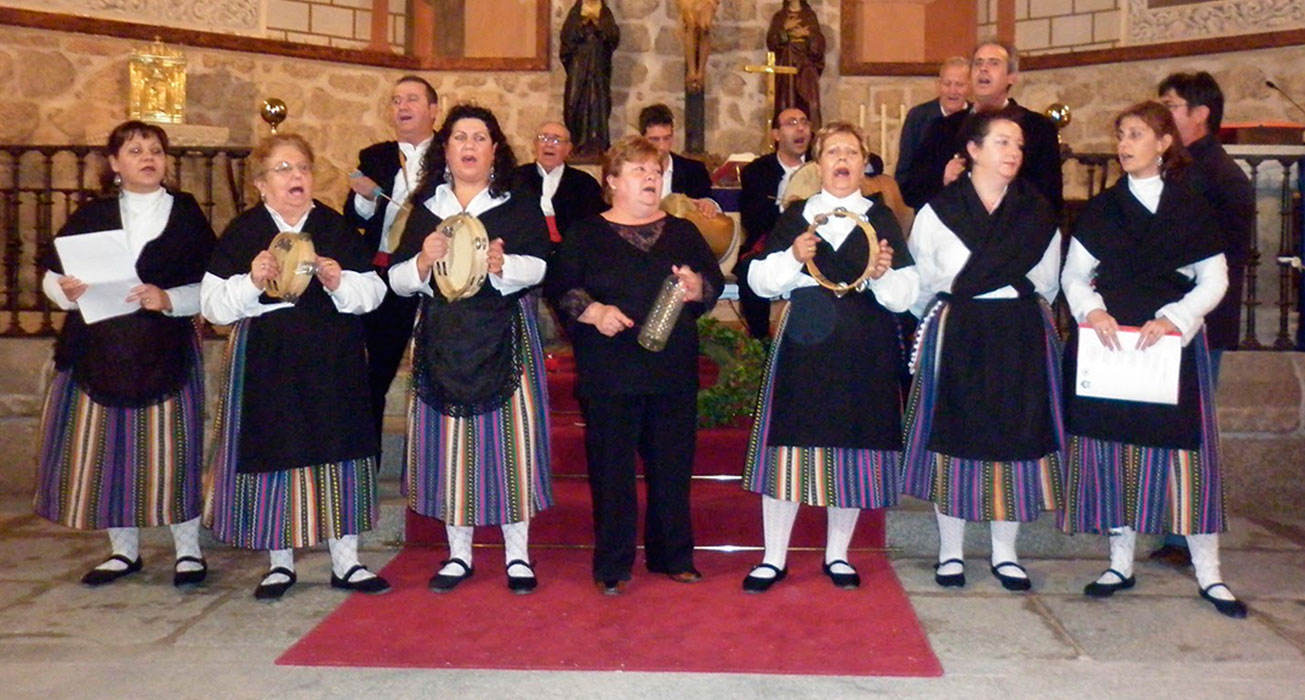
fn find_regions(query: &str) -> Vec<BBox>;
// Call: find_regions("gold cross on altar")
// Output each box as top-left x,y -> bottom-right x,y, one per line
743,52 -> 798,149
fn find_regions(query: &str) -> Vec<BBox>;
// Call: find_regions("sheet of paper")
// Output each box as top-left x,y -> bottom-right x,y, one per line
53,229 -> 143,324
1075,325 -> 1181,405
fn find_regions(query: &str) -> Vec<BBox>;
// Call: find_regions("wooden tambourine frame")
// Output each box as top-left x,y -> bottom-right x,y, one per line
803,207 -> 879,298
432,212 -> 489,302
264,232 -> 317,303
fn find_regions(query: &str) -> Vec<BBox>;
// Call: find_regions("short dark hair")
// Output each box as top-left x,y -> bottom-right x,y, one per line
101,120 -> 171,193
396,75 -> 438,105
957,106 -> 1025,169
638,104 -> 675,134
771,108 -> 808,129
1158,71 -> 1224,131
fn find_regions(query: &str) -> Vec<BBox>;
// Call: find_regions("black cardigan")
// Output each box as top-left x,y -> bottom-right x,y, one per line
546,214 -> 723,397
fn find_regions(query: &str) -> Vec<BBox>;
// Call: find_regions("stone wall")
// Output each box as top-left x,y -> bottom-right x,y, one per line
265,0 -> 406,52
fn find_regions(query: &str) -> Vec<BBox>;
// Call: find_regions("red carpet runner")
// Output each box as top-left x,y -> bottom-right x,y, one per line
277,548 -> 941,676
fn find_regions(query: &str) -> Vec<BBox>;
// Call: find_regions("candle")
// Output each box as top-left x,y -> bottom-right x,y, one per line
879,103 -> 887,155
858,103 -> 866,129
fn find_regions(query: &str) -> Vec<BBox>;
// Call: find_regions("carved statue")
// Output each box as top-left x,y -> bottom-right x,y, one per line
561,0 -> 620,157
676,0 -> 720,93
766,0 -> 825,126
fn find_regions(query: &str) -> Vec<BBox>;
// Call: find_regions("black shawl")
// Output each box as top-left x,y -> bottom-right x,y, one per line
48,192 -> 214,407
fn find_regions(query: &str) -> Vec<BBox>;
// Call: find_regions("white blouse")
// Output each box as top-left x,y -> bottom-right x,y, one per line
1061,175 -> 1228,346
906,198 -> 1062,319
349,137 -> 431,254
200,203 -> 386,325
43,188 -> 201,317
746,189 -> 918,313
388,184 -> 546,298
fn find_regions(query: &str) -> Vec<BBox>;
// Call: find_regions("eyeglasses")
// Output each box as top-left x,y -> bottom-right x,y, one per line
535,134 -> 570,145
779,117 -> 810,128
269,161 -> 312,175
1161,100 -> 1187,112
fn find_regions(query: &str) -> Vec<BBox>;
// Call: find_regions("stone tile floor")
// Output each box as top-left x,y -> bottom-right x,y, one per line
1,494 -> 1302,700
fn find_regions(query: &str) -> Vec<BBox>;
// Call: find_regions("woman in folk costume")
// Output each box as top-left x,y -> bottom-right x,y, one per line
903,107 -> 1065,592
36,120 -> 214,587
740,122 -> 917,593
202,133 -> 390,599
1061,101 -> 1244,618
545,136 -> 722,595
389,104 -> 553,594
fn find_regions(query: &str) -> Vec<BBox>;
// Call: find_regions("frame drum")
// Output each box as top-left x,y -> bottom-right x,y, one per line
432,212 -> 490,301
264,232 -> 317,303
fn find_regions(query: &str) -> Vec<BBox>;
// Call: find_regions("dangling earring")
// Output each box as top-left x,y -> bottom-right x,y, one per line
443,164 -> 452,182
489,167 -> 496,183
1156,155 -> 1163,166
113,173 -> 122,188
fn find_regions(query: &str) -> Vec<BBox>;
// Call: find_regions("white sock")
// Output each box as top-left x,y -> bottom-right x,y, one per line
935,507 -> 965,576
1188,533 -> 1236,600
755,495 -> 799,578
1096,526 -> 1136,584
170,518 -> 203,572
502,521 -> 533,578
264,549 -> 295,585
439,525 -> 474,576
824,506 -> 860,574
329,535 -> 375,582
97,527 -> 140,571
990,520 -> 1026,579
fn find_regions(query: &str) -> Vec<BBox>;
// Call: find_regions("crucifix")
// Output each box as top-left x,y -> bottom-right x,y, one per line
743,51 -> 798,150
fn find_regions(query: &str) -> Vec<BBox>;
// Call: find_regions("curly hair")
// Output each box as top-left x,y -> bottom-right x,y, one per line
1114,100 -> 1192,180
100,120 -> 171,194
411,103 -> 517,204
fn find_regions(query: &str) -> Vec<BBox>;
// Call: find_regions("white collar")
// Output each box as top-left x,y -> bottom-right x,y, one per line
428,182 -> 510,218
536,162 -> 565,178
1127,173 -> 1164,214
804,188 -> 872,216
265,202 -> 315,232
398,137 -> 432,157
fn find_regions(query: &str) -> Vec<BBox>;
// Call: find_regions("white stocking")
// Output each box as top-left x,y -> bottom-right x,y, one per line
97,527 -> 140,571
170,517 -> 203,572
1095,526 -> 1136,584
935,507 -> 965,576
755,495 -> 799,578
439,525 -> 474,576
825,507 -> 860,574
989,520 -> 1025,579
1188,533 -> 1235,600
502,521 -> 533,578
264,548 -> 294,585
329,535 -> 375,582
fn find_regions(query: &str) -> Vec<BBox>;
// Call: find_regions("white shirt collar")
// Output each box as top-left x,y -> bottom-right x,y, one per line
1127,173 -> 1164,214
536,162 -> 565,216
660,156 -> 674,199
427,182 -> 511,219
801,189 -> 873,250
265,202 -> 315,232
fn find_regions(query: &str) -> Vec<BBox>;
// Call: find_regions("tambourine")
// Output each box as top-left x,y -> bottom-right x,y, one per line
264,232 -> 317,303
802,207 -> 880,298
660,193 -> 738,264
432,212 -> 489,301
780,161 -> 823,209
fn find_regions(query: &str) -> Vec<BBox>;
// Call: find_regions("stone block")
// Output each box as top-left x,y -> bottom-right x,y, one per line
1014,0 -> 1028,21
1074,0 -> 1117,12
0,418 -> 38,496
909,595 -> 1078,661
267,0 -> 310,34
1093,9 -> 1121,43
310,4 -> 356,38
1029,0 -> 1075,19
16,50 -> 74,99
354,10 -> 373,41
1017,19 -> 1052,51
1051,13 -> 1093,47
332,0 -> 372,9
1216,352 -> 1301,433
1221,436 -> 1305,519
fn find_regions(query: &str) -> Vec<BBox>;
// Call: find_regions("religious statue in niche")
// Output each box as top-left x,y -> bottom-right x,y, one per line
766,0 -> 825,127
561,0 -> 620,158
675,0 -> 720,153
128,38 -> 187,124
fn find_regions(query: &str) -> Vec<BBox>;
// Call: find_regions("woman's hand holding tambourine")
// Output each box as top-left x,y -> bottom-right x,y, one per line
314,256 -> 342,292
868,240 -> 894,280
416,230 -> 450,278
250,250 -> 280,291
672,264 -> 703,302
791,230 -> 819,263
1085,309 -> 1122,351
58,275 -> 88,302
487,238 -> 505,276
579,302 -> 634,337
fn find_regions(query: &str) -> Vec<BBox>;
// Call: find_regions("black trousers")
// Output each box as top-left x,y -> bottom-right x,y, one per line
734,257 -> 771,339
363,266 -> 420,446
581,390 -> 697,582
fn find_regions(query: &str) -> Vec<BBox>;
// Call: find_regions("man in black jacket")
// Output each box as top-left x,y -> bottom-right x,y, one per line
734,107 -> 812,338
899,39 -> 1063,215
513,120 -> 606,246
638,103 -> 717,214
344,75 -> 439,446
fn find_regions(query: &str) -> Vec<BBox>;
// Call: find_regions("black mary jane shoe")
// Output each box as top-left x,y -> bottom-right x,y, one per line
990,561 -> 1033,591
172,556 -> 208,588
822,559 -> 861,590
1083,568 -> 1135,598
81,554 -> 143,587
505,559 -> 538,594
253,567 -> 297,600
933,558 -> 965,588
429,557 -> 474,593
1200,583 -> 1248,619
330,564 -> 391,594
741,563 -> 788,593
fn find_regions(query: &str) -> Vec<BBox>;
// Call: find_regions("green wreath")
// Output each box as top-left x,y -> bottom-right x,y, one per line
696,316 -> 766,428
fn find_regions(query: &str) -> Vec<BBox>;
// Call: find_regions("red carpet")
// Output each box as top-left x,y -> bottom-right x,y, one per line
277,548 -> 941,677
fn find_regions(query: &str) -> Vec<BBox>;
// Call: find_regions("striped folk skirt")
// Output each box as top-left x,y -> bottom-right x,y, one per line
34,343 -> 204,530
205,320 -> 377,550
742,308 -> 901,509
901,298 -> 1067,522
404,299 -> 553,527
1060,333 -> 1224,536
